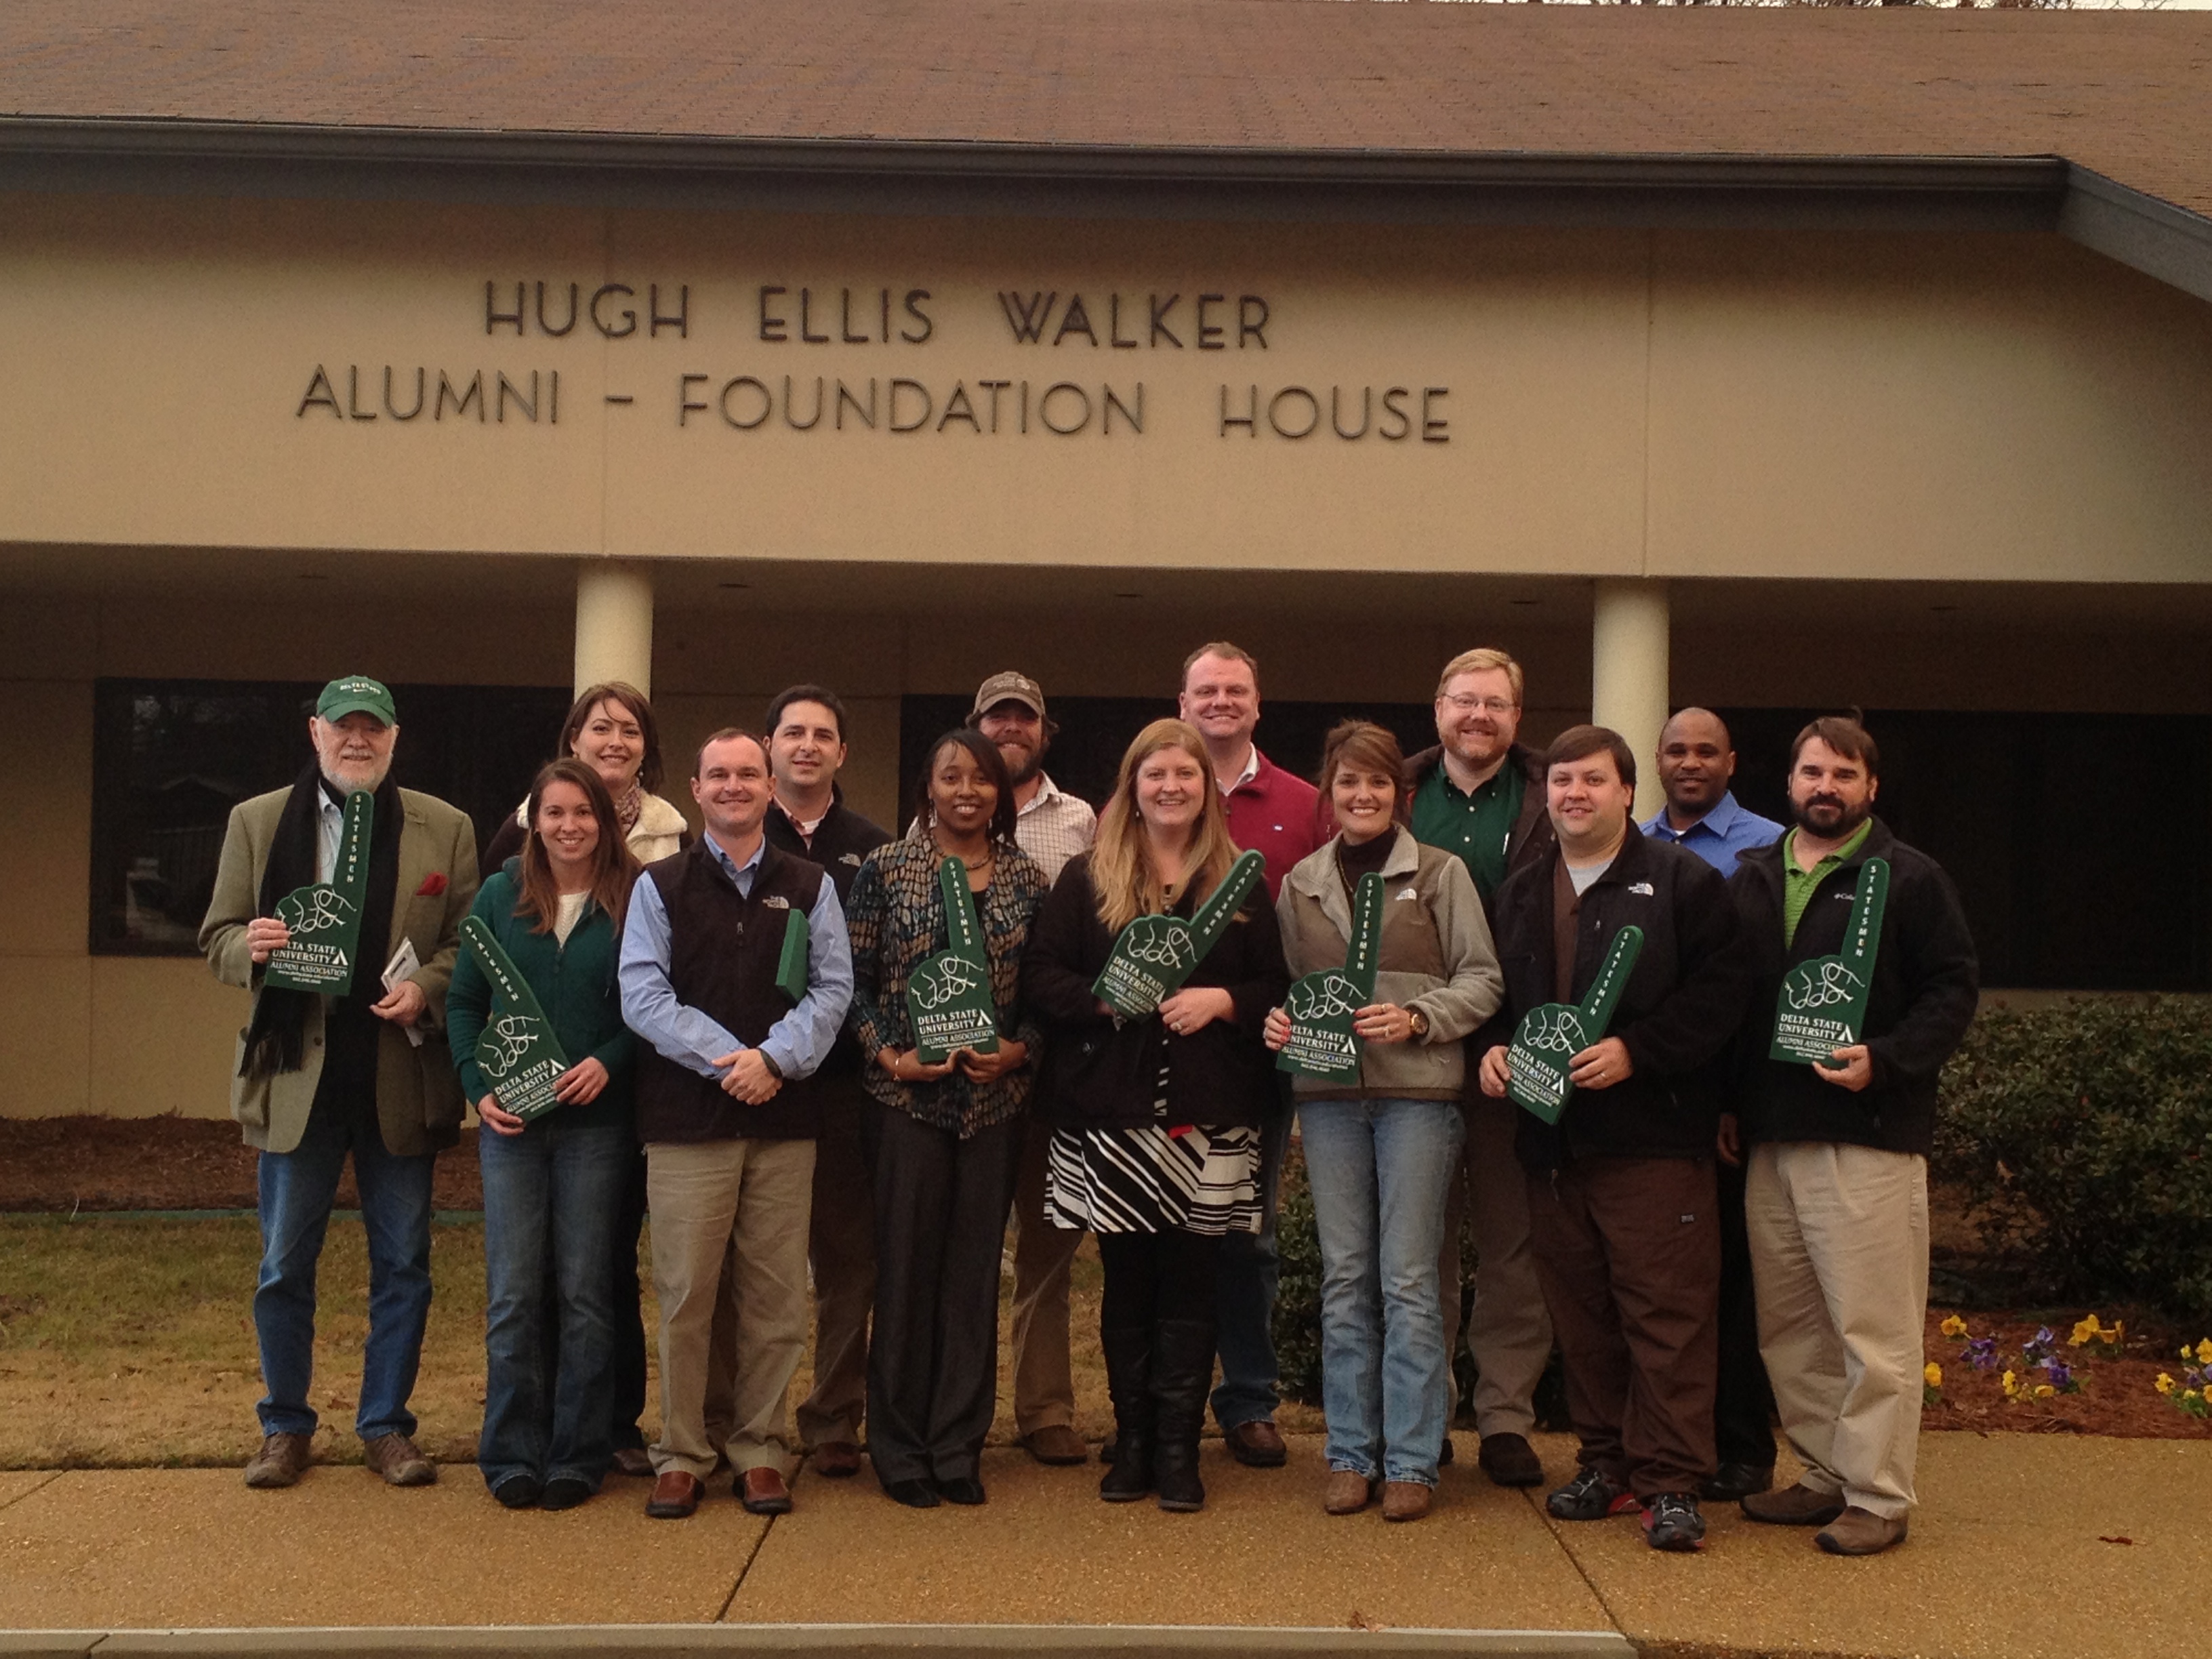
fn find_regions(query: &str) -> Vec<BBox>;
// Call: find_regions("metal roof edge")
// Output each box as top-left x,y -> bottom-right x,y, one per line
2059,166 -> 2212,306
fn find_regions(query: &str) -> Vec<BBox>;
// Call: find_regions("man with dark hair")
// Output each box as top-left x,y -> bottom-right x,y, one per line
1640,707 -> 1785,1504
1477,725 -> 1755,1552
764,685 -> 891,1479
1404,646 -> 1556,1489
1729,716 -> 1976,1557
960,670 -> 1099,1465
200,675 -> 480,1490
1175,639 -> 1326,1469
619,729 -> 853,1520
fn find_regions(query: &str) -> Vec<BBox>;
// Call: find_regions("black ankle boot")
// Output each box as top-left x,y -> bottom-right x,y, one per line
1099,1322 -> 1153,1502
1150,1316 -> 1215,1513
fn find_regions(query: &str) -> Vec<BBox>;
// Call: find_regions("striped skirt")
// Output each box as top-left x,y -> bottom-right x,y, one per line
1044,1121 -> 1263,1237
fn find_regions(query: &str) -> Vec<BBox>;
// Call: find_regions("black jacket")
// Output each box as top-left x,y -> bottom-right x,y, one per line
764,785 -> 890,1087
1404,739 -> 1557,1063
1490,830 -> 1756,1169
1728,817 -> 1978,1158
1023,853 -> 1291,1131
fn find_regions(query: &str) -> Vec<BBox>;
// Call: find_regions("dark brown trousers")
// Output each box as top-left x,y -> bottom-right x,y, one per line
1524,1155 -> 1721,1500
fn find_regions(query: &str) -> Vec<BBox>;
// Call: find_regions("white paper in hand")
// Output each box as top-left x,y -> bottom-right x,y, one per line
383,938 -> 426,1046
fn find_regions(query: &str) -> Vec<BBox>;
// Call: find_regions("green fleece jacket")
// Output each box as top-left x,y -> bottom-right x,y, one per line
1275,828 -> 1504,1102
447,865 -> 635,1132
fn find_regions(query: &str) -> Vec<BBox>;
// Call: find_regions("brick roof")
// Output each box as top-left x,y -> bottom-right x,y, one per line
4,1 -> 2211,218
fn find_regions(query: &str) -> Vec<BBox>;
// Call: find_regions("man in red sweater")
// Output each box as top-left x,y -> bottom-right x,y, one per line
1174,641 -> 1328,1465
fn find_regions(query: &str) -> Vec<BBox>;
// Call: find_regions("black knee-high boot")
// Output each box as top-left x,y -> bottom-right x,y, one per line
1098,1322 -> 1153,1502
1150,1316 -> 1216,1513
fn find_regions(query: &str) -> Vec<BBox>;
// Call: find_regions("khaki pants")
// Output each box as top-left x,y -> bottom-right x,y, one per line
1440,1094 -> 1554,1438
646,1135 -> 817,1480
1746,1141 -> 1929,1521
1008,1116 -> 1086,1435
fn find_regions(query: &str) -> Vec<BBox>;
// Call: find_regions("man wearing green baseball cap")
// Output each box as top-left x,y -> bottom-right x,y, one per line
200,674 -> 480,1492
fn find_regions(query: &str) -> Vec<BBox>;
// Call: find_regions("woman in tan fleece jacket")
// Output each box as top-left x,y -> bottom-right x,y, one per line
1266,720 -> 1503,1522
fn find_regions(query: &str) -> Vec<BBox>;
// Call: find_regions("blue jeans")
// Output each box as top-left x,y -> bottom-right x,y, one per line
253,1099 -> 436,1441
1299,1097 -> 1465,1486
478,1112 -> 631,1490
1212,1082 -> 1293,1430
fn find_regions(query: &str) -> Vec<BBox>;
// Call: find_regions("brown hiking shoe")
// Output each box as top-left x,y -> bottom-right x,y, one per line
1381,1481 -> 1433,1522
1817,1505 -> 1908,1556
243,1432 -> 314,1489
1021,1425 -> 1090,1465
1324,1470 -> 1375,1515
1225,1420 -> 1288,1467
361,1432 -> 437,1487
1740,1481 -> 1846,1527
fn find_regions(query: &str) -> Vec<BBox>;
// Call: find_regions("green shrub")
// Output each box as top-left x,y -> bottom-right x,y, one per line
1273,1144 -> 1325,1406
1936,996 -> 2212,1320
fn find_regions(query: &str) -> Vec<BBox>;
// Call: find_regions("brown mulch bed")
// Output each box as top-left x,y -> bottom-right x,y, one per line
1920,1307 -> 2211,1439
0,1115 -> 485,1212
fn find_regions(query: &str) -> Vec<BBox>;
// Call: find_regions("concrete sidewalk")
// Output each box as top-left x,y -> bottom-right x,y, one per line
2,1432 -> 2206,1658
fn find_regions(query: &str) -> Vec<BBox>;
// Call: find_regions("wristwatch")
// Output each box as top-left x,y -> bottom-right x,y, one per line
760,1052 -> 785,1081
1406,1008 -> 1430,1041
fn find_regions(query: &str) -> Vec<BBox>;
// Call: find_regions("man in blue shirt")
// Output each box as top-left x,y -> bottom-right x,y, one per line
619,728 -> 853,1521
1641,709 -> 1784,876
1639,705 -> 1782,1505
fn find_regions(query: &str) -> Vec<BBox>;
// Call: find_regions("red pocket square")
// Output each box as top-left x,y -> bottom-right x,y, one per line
415,873 -> 449,898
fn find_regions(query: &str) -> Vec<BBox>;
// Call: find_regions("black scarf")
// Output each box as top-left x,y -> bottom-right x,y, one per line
239,763 -> 403,1080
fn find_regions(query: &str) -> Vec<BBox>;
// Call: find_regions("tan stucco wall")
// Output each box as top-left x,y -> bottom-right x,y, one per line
4,194 -> 2211,586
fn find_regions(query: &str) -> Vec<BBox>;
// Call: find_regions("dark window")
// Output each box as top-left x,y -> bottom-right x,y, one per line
1717,709 -> 2211,992
90,678 -> 572,955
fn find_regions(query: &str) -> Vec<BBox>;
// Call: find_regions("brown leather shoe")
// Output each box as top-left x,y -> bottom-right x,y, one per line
243,1431 -> 313,1489
361,1433 -> 436,1487
811,1440 -> 863,1478
1324,1469 -> 1375,1515
1816,1505 -> 1908,1556
646,1470 -> 702,1519
1477,1432 -> 1544,1488
739,1465 -> 794,1515
1021,1424 -> 1089,1465
1381,1481 -> 1433,1523
1741,1481 -> 1847,1527
1225,1420 -> 1288,1467
610,1446 -> 656,1479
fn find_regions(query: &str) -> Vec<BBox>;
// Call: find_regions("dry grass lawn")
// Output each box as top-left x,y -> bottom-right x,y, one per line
0,1216 -> 1321,1471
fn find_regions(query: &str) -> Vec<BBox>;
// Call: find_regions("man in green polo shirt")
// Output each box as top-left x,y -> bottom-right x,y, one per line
1403,647 -> 1556,1488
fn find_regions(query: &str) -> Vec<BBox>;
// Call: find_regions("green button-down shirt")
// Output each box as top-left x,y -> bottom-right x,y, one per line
1411,760 -> 1524,901
1782,819 -> 1873,947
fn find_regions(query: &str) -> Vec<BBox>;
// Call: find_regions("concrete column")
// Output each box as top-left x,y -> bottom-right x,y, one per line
1591,577 -> 1670,820
573,562 -> 655,698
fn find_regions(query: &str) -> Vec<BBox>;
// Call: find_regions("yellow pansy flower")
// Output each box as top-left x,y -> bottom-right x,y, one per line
1942,1315 -> 1969,1338
2034,1383 -> 2055,1399
2001,1369 -> 2018,1398
2156,1373 -> 2176,1395
2196,1338 -> 2212,1366
1924,1361 -> 1943,1388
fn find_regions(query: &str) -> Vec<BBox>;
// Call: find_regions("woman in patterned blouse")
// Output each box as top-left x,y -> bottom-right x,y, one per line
842,728 -> 1048,1509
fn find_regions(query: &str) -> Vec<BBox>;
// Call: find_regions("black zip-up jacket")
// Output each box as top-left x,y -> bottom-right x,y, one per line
1023,854 -> 1292,1131
764,785 -> 890,1085
1404,739 -> 1557,1064
1490,830 -> 1756,1170
1728,817 -> 1978,1158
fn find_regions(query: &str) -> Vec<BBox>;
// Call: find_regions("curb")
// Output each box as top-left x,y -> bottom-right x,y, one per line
0,1625 -> 1635,1659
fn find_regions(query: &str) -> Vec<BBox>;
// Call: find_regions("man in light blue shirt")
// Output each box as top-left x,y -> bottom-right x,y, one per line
1639,705 -> 1783,1505
617,727 -> 853,1521
1641,708 -> 1784,878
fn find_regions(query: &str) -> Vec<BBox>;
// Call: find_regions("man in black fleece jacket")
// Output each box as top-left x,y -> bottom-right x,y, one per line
1727,716 -> 1976,1558
1478,726 -> 1755,1553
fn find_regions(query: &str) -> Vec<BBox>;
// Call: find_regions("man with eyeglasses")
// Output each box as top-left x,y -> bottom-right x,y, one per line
1403,647 -> 1557,1489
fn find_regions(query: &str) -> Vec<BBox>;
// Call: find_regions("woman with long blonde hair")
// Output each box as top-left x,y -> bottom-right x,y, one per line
1024,719 -> 1289,1513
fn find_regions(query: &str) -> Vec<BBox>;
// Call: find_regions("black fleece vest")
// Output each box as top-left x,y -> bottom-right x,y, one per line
634,838 -> 828,1143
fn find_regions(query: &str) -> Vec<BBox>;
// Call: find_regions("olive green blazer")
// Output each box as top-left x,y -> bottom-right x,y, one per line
199,783 -> 481,1157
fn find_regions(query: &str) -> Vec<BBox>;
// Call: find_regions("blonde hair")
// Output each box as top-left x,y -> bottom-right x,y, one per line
1435,647 -> 1524,706
1090,719 -> 1243,934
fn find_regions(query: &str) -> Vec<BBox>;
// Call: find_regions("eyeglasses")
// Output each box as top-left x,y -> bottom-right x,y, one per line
1440,695 -> 1517,716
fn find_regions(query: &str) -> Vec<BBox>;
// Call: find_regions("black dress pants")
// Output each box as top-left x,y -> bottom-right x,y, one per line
864,1106 -> 1022,1486
1713,1151 -> 1778,1470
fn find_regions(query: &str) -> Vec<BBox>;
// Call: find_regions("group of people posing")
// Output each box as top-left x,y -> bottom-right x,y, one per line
199,641 -> 1975,1559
